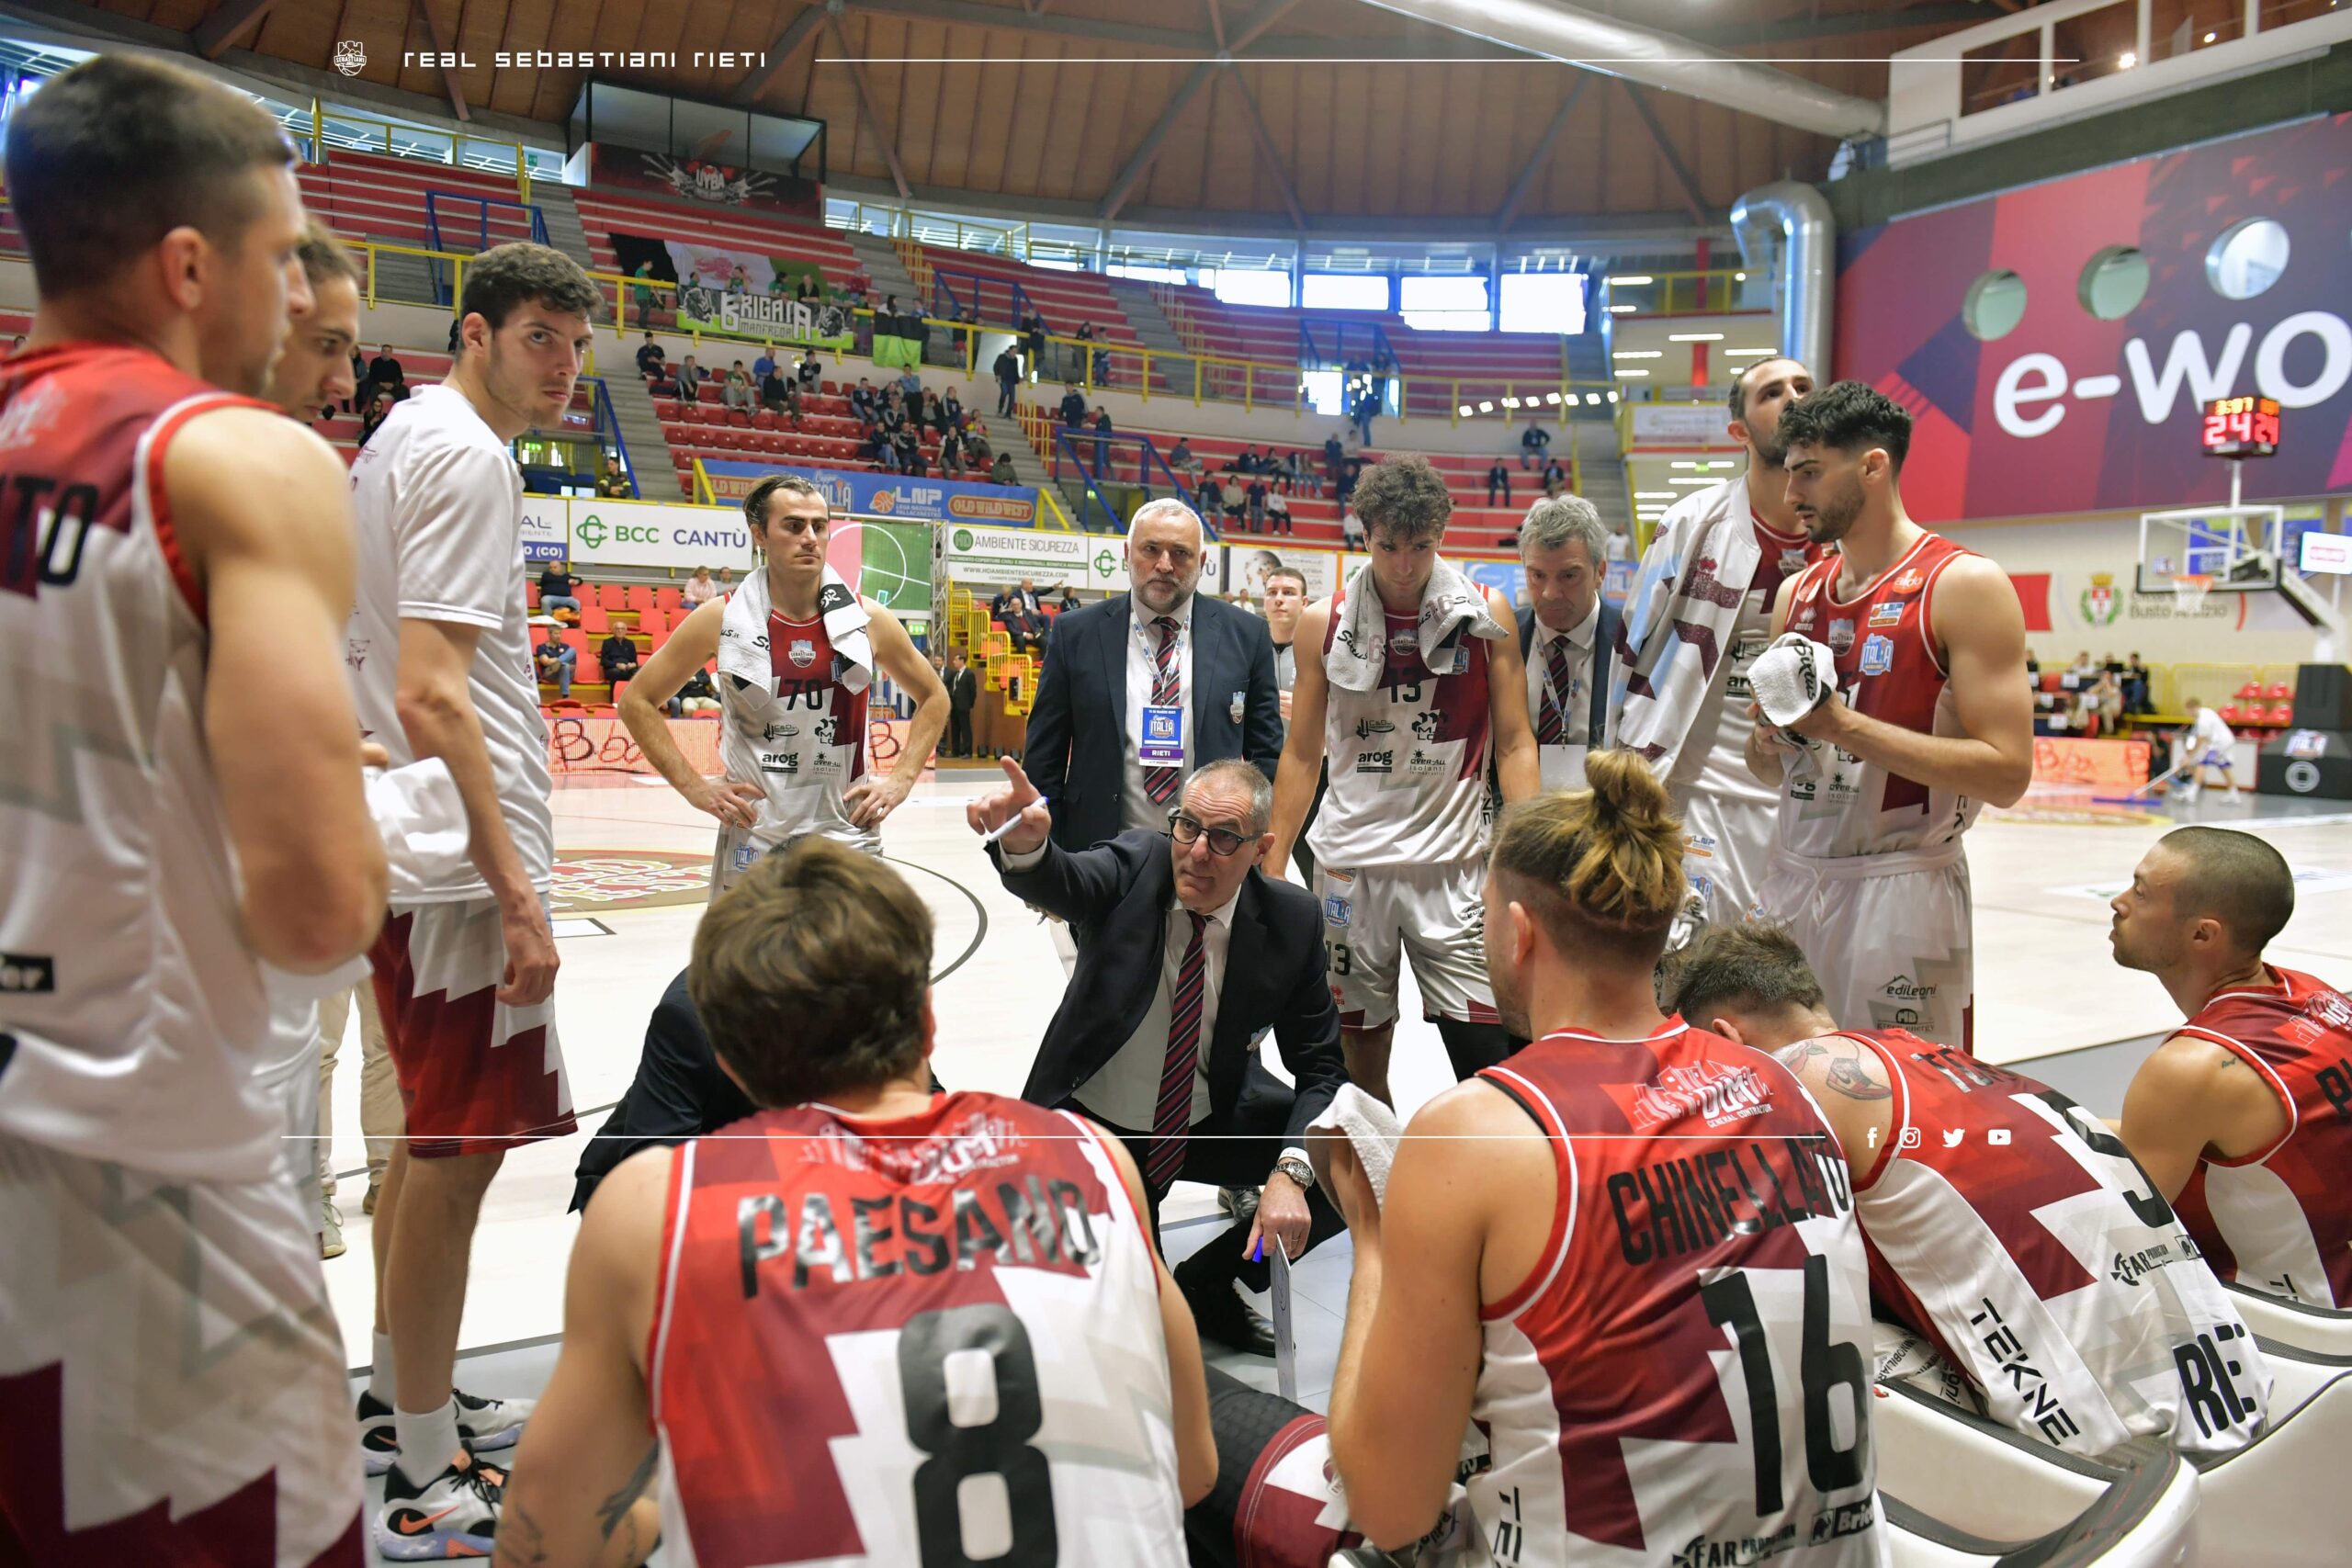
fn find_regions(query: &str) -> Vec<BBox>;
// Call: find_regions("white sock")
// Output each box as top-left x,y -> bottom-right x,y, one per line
394,1398 -> 461,1488
369,1330 -> 397,1405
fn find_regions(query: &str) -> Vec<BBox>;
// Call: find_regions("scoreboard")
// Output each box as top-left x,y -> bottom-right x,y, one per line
2202,395 -> 2280,458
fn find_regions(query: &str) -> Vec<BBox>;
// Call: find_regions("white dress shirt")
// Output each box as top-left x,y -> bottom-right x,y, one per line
1526,598 -> 1600,791
1121,594 -> 1196,833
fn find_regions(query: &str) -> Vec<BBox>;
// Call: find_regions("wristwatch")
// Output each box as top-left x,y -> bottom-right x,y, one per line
1272,1156 -> 1317,1191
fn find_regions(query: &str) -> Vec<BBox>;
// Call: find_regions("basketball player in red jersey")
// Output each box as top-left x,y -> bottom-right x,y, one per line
621,473 -> 946,886
1747,382 -> 2032,1054
1267,456 -> 1542,1101
1322,756 -> 1886,1565
0,55 -> 387,1565
2110,827 -> 2352,1307
494,840 -> 1216,1567
346,243 -> 603,1555
1665,924 -> 2269,1460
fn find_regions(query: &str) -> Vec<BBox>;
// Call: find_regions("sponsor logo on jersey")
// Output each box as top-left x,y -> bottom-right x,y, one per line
1684,832 -> 1717,858
1623,1060 -> 1771,1133
1827,618 -> 1855,653
1352,717 -> 1394,740
1893,569 -> 1925,593
1868,600 -> 1904,627
762,722 -> 800,741
757,750 -> 800,775
1404,750 -> 1446,777
1356,749 -> 1394,775
1859,634 -> 1894,677
1883,975 -> 1939,1000
2112,1237 -> 2199,1288
813,716 -> 841,746
1969,1297 -> 2082,1445
1411,711 -> 1440,740
787,638 -> 817,668
1792,606 -> 1818,632
1324,895 -> 1351,925
0,953 -> 56,993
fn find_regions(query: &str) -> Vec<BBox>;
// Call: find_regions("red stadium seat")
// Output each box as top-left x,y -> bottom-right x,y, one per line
2040,673 -> 2064,693
2266,682 -> 2291,701
525,582 -> 540,608
626,585 -> 656,614
578,653 -> 603,683
599,584 -> 628,611
2220,703 -> 2248,726
580,603 -> 608,634
2235,680 -> 2263,699
656,585 -> 684,613
2267,702 -> 2294,726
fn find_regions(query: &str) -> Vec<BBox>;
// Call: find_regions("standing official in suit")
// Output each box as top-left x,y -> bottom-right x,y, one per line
1518,495 -> 1621,791
945,649 -> 979,758
1022,499 -> 1284,854
970,754 -> 1348,1356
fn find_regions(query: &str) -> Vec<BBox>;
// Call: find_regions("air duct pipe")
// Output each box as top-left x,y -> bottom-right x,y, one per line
1353,0 -> 1883,141
1731,181 -> 1836,383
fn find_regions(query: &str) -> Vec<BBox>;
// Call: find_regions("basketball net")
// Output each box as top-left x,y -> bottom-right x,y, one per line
2173,573 -> 2212,615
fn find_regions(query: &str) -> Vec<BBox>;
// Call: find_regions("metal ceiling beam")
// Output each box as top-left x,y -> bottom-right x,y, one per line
1494,73 -> 1589,231
1202,0 -> 1227,51
190,0 -> 280,59
1098,59 -> 1216,221
827,13 -> 911,199
734,2 -> 830,105
409,0 -> 467,122
1618,80 -> 1706,223
1689,2 -> 1989,48
1224,0 -> 1303,54
1226,67 -> 1305,232
835,0 -> 1511,61
1351,0 -> 1884,139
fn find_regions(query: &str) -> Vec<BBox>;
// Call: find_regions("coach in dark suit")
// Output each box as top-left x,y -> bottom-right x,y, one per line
945,649 -> 979,757
1517,494 -> 1621,790
970,753 -> 1347,1356
569,970 -> 752,1213
1022,498 -> 1284,854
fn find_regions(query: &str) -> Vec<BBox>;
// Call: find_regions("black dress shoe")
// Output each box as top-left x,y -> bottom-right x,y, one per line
1185,1280 -> 1278,1358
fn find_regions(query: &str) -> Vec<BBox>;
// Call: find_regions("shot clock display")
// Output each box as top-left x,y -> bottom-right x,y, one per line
2202,395 -> 2280,458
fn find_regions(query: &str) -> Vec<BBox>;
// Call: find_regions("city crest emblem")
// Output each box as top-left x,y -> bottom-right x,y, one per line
333,39 -> 366,74
2081,572 -> 2120,627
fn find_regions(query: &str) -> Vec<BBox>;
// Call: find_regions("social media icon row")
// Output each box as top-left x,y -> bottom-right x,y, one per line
1863,1126 -> 2015,1148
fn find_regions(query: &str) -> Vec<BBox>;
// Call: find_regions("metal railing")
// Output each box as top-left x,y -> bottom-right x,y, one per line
1597,268 -> 1759,319
582,378 -> 638,497
424,193 -> 549,305
290,98 -> 551,204
833,200 -> 1033,261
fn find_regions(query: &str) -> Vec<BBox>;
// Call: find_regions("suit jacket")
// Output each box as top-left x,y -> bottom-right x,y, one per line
1022,592 -> 1283,853
570,971 -> 752,1212
994,831 -> 1345,1146
947,667 -> 978,713
1520,596 -> 1622,746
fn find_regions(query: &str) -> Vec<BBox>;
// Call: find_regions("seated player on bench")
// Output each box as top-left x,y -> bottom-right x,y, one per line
1664,922 -> 2269,1458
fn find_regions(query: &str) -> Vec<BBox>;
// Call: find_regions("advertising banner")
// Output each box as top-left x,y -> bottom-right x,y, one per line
519,495 -> 568,562
1229,544 -> 1342,602
568,499 -> 755,572
1629,404 -> 1736,446
2031,736 -> 2151,790
940,524 -> 1113,591
609,232 -> 854,348
591,145 -> 821,220
1836,112 -> 2352,521
700,459 -> 1039,525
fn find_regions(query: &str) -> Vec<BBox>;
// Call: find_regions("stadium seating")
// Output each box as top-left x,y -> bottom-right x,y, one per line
297,150 -> 538,255
574,190 -> 868,329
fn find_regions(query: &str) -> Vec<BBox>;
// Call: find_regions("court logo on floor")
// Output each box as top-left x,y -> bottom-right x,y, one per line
550,852 -> 711,912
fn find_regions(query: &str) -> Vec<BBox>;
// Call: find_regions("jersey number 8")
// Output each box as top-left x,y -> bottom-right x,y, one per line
899,1303 -> 1058,1567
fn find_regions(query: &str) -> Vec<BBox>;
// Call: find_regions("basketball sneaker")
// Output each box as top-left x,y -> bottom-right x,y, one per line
375,1450 -> 504,1561
358,1388 -> 536,1475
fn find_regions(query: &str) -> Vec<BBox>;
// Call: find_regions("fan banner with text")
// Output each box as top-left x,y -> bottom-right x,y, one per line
1834,112 -> 2350,523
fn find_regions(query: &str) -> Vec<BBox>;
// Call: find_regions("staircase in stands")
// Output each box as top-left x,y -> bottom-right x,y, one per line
1106,279 -> 1190,382
845,231 -> 923,314
600,370 -> 676,499
530,184 -> 599,291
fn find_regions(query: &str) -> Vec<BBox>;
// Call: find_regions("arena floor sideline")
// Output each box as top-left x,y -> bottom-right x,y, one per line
325,773 -> 2352,1564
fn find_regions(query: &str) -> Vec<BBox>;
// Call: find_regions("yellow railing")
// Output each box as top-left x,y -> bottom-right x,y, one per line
1033,485 -> 1076,534
300,98 -> 539,205
1599,268 -> 1756,319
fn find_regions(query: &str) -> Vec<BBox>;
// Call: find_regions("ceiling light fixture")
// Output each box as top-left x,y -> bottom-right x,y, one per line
1668,333 -> 1725,343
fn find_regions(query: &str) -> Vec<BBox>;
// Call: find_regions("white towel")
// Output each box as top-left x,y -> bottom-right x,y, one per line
1305,1083 -> 1406,1205
717,562 -> 873,718
1748,632 -> 1837,768
1322,555 -> 1502,694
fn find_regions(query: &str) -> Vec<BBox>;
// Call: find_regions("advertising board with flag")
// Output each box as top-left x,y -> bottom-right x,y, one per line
609,233 -> 854,349
698,459 -> 1040,525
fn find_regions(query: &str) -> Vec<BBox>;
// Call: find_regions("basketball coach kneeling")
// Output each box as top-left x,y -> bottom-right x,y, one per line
970,755 -> 1348,1356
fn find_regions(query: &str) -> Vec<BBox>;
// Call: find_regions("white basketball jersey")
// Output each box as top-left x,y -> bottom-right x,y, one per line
346,384 -> 552,902
1310,588 -> 1497,872
1850,1031 -> 2269,1457
0,345 -> 288,1182
714,604 -> 876,869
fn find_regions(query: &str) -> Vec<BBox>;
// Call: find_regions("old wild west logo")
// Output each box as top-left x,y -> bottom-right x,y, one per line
1621,1060 -> 1770,1132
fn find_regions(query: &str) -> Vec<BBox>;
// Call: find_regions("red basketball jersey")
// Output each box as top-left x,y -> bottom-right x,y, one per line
1779,534 -> 1978,859
1471,1022 -> 1886,1568
647,1093 -> 1187,1567
713,604 -> 876,858
1841,1030 -> 2265,1456
2169,967 -> 2352,1307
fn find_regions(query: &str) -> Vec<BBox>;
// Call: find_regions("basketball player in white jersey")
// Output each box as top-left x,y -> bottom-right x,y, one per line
619,473 -> 946,887
1320,758 -> 1886,1564
1614,356 -> 1820,933
254,223 -> 368,1255
2110,828 -> 2352,1307
2174,696 -> 2240,805
0,55 -> 387,1564
347,242 -> 601,1554
1747,382 -> 2033,1053
493,840 -> 1216,1567
1665,923 -> 2268,1459
1268,457 -> 1541,1102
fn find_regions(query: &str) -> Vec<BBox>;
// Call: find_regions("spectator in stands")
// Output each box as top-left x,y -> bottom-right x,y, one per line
945,649 -> 978,757
631,261 -> 656,326
941,386 -> 964,432
1245,476 -> 1269,534
2090,669 -> 2123,731
898,366 -> 922,404
716,567 -> 732,591
965,427 -> 993,467
797,350 -> 821,390
876,391 -> 904,434
761,364 -> 795,421
1519,416 -> 1551,470
635,333 -> 665,380
727,263 -> 748,296
674,667 -> 719,716
860,424 -> 889,467
1198,473 -> 1227,524
601,629 -> 641,690
675,355 -> 706,401
1602,517 -> 1631,562
1486,458 -> 1511,507
357,388 -> 394,447
875,430 -> 902,473
795,274 -> 818,304
992,580 -> 1044,653
595,458 -> 632,499
1351,385 -> 1378,445
850,377 -> 876,420
535,634 -> 576,699
538,561 -> 586,616
1023,310 -> 1046,376
939,427 -> 965,478
752,350 -> 775,382
994,345 -> 1021,415
1059,383 -> 1087,432
722,360 -> 755,416
345,344 -> 365,412
1542,457 -> 1568,499
1057,583 -> 1080,615
1265,485 -> 1292,536
1169,436 -> 1197,478
1283,448 -> 1307,496
1340,506 -> 1366,547
682,567 -> 717,611
991,450 -> 1017,486
359,341 -> 403,407
1323,431 -> 1346,494
2068,649 -> 2098,686
1091,406 -> 1114,478
2125,652 -> 2153,713
904,384 -> 928,428
899,428 -> 929,479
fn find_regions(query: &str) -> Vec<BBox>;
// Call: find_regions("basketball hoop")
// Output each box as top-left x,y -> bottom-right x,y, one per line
2173,573 -> 2212,615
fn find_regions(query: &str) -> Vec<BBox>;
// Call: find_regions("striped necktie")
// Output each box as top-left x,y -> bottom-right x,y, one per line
1146,911 -> 1210,1190
1144,615 -> 1182,804
1538,633 -> 1577,746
